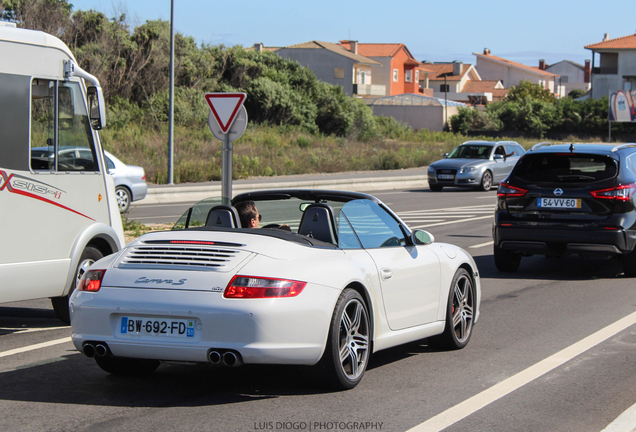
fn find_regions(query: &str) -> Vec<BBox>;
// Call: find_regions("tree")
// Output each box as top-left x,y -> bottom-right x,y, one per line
568,89 -> 586,99
504,80 -> 555,103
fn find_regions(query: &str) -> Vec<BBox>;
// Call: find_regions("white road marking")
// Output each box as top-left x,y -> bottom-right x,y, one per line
0,337 -> 72,359
0,326 -> 69,334
469,240 -> 494,249
407,310 -> 636,432
410,215 -> 493,229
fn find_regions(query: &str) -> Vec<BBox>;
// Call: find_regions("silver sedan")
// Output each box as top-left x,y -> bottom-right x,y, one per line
103,151 -> 147,213
427,140 -> 525,191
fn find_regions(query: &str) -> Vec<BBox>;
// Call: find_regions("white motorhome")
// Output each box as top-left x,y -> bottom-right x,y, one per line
0,23 -> 125,323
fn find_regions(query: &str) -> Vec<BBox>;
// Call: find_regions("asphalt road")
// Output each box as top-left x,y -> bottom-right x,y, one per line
2,184 -> 636,432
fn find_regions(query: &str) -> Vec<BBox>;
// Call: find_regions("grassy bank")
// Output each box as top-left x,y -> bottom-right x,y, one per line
101,123 -> 560,185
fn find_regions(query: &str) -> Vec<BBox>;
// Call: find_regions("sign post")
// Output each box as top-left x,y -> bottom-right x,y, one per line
204,93 -> 247,204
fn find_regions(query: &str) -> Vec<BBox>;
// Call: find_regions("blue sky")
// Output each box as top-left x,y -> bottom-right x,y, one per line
71,0 -> 635,67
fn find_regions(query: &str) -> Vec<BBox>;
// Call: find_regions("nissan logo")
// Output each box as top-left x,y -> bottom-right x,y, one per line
554,188 -> 563,196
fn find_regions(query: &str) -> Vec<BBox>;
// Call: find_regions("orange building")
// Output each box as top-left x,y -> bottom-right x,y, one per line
338,41 -> 432,96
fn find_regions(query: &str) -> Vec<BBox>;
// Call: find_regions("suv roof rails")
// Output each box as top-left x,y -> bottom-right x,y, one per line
530,141 -> 553,151
611,143 -> 636,152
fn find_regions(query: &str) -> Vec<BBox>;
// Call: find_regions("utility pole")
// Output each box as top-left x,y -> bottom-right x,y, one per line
167,0 -> 175,184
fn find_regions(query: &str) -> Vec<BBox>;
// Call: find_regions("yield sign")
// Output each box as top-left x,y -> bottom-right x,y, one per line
204,92 -> 246,133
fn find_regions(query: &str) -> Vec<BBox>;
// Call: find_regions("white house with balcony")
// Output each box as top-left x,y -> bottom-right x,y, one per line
585,33 -> 636,99
473,49 -> 565,97
274,41 -> 384,98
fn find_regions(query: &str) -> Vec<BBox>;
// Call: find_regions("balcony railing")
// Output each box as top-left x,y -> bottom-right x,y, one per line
353,84 -> 386,96
592,66 -> 618,75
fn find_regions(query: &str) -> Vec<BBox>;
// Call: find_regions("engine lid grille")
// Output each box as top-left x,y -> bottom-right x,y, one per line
117,240 -> 251,271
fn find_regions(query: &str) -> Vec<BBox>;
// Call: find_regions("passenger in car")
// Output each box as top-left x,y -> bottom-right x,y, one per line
235,201 -> 261,229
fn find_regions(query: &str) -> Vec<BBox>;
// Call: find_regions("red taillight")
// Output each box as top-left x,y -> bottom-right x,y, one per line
590,183 -> 636,202
497,183 -> 528,197
224,275 -> 306,299
77,270 -> 106,292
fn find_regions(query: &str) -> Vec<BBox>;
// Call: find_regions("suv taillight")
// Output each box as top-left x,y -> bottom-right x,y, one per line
590,183 -> 636,202
497,183 -> 528,197
77,270 -> 106,292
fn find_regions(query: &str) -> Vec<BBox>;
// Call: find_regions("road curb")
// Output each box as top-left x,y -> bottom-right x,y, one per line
141,174 -> 429,204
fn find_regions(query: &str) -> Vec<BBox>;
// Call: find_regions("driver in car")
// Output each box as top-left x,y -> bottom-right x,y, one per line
235,201 -> 261,229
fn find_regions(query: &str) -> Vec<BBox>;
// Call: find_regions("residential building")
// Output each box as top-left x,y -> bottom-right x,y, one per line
420,62 -> 507,104
338,41 -> 432,97
544,60 -> 591,95
585,33 -> 636,99
274,41 -> 384,97
473,49 -> 565,97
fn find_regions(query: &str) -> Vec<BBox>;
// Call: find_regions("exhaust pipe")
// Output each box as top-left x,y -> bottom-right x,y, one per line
83,343 -> 96,358
95,344 -> 108,357
223,351 -> 241,367
208,350 -> 222,365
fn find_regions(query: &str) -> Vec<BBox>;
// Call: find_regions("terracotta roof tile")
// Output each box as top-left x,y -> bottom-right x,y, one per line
473,52 -> 559,78
585,33 -> 636,50
283,41 -> 381,65
421,63 -> 471,81
338,41 -> 405,58
462,80 -> 502,92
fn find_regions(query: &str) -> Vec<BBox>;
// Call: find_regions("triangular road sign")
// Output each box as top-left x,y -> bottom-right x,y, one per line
204,92 -> 246,133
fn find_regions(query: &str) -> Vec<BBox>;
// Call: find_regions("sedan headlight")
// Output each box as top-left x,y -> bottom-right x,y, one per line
461,167 -> 477,173
428,165 -> 436,173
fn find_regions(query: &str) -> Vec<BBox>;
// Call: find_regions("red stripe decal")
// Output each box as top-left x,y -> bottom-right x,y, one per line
9,189 -> 95,221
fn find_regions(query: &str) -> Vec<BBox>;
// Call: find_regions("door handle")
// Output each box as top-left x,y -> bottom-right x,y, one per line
380,268 -> 393,280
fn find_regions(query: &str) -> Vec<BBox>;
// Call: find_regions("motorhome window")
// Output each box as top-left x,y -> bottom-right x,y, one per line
30,80 -> 55,170
30,80 -> 98,172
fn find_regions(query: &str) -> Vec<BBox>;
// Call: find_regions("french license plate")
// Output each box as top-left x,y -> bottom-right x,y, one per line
538,198 -> 581,209
120,316 -> 196,338
438,174 -> 454,180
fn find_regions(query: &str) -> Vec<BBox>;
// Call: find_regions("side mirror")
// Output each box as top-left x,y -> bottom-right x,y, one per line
443,153 -> 449,158
86,86 -> 106,130
412,229 -> 434,245
493,154 -> 504,160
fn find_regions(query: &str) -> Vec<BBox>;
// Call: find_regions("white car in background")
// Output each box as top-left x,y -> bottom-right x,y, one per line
70,189 -> 481,390
30,146 -> 147,213
103,150 -> 147,213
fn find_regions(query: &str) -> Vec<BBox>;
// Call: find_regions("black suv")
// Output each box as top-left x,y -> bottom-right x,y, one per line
493,143 -> 636,276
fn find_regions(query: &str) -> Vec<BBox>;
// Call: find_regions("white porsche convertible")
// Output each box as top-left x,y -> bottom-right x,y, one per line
70,190 -> 481,389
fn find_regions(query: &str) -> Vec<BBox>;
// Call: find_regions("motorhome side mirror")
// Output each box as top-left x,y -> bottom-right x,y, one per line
86,86 -> 106,130
412,229 -> 434,245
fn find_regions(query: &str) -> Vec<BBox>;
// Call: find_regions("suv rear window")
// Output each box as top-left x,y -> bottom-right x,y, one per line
513,153 -> 617,183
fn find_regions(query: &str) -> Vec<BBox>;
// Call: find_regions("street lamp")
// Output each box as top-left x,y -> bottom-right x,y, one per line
444,74 -> 448,129
167,0 -> 175,184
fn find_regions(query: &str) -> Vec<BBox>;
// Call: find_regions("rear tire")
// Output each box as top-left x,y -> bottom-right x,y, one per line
52,246 -> 103,324
493,245 -> 521,272
115,186 -> 131,213
429,184 -> 443,192
95,356 -> 160,376
621,249 -> 636,277
318,288 -> 371,390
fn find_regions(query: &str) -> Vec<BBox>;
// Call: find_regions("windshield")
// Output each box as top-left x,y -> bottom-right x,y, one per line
447,144 -> 492,159
173,196 -> 348,231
